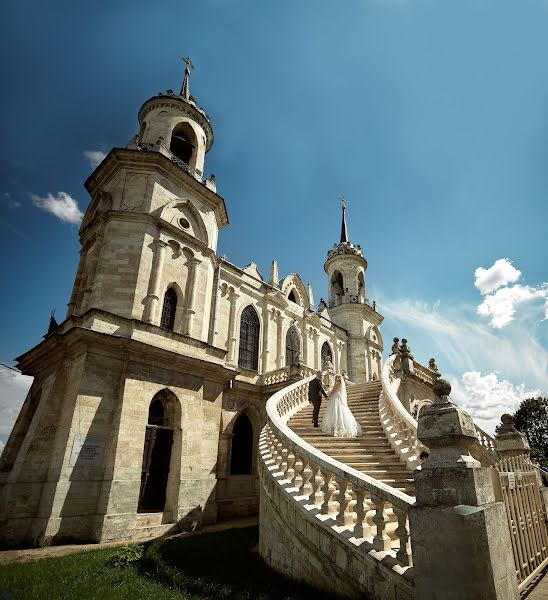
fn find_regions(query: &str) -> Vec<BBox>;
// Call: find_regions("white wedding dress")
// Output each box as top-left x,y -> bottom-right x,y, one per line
321,379 -> 362,438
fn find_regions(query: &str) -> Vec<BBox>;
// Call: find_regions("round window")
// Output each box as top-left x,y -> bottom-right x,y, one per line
179,217 -> 190,230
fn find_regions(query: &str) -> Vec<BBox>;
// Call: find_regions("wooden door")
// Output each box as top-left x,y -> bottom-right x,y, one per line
138,426 -> 173,512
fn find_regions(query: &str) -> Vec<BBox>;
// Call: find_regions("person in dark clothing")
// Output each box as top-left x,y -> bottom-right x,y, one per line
308,371 -> 328,427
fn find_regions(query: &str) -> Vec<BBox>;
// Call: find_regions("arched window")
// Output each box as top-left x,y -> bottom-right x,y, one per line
321,342 -> 333,370
238,305 -> 260,371
230,413 -> 254,475
170,122 -> 196,166
138,393 -> 174,512
288,290 -> 298,304
331,271 -> 344,298
286,326 -> 301,366
160,288 -> 177,330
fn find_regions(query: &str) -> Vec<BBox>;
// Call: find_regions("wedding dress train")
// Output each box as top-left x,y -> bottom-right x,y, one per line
321,378 -> 362,438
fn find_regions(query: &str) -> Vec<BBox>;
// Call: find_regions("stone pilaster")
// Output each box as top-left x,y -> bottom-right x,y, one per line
275,311 -> 283,369
226,287 -> 239,364
182,257 -> 201,336
410,379 -> 519,600
143,239 -> 168,323
260,303 -> 270,373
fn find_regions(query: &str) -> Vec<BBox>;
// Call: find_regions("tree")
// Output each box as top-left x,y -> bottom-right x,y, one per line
510,397 -> 548,463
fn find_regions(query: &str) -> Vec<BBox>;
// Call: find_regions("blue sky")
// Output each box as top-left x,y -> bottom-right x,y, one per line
1,0 -> 547,442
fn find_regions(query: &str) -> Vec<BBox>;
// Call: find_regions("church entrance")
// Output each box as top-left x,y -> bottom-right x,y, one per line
138,398 -> 174,512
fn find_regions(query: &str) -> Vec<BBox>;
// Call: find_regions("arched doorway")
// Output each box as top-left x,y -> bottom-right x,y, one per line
230,413 -> 254,475
286,326 -> 301,366
138,395 -> 174,512
321,342 -> 333,370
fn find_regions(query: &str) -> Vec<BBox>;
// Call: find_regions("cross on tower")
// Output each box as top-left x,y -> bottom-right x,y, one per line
180,57 -> 194,99
340,196 -> 347,209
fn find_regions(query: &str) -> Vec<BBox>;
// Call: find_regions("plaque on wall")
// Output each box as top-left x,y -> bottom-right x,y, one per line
69,434 -> 105,467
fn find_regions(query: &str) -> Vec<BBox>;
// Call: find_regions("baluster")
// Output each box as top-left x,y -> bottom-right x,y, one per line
393,506 -> 411,565
354,489 -> 371,539
371,494 -> 391,551
286,448 -> 296,482
299,457 -> 313,499
311,463 -> 324,505
274,439 -> 283,467
279,444 -> 289,475
336,476 -> 352,526
321,471 -> 339,515
293,452 -> 304,489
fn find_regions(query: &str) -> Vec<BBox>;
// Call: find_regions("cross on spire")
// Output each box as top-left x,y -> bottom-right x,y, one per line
340,196 -> 349,243
180,56 -> 194,100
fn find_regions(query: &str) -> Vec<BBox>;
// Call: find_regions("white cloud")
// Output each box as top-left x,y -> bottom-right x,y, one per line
381,297 -> 548,392
477,284 -> 548,328
0,365 -> 33,446
31,192 -> 83,224
449,371 -> 540,435
83,150 -> 106,169
474,258 -> 521,294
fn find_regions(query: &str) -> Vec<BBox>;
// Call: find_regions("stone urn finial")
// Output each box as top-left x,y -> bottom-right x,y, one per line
495,413 -> 530,456
432,378 -> 451,404
391,337 -> 400,355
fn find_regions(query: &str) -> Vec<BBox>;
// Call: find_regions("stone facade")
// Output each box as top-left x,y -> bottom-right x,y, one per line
0,76 -> 383,546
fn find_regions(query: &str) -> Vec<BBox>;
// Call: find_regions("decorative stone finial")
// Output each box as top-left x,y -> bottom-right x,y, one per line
432,378 -> 451,403
501,413 -> 514,426
391,337 -> 400,355
428,357 -> 441,378
495,413 -> 530,456
269,259 -> 279,287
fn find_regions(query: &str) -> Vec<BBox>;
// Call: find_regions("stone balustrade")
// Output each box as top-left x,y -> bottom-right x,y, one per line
259,375 -> 415,599
380,355 -> 422,470
380,354 -> 497,469
260,364 -> 316,386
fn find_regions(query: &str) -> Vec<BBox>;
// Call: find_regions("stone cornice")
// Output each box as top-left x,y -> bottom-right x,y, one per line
84,148 -> 229,230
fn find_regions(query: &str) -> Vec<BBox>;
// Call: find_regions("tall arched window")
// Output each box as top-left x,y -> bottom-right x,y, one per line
160,288 -> 177,330
288,290 -> 298,304
321,342 -> 333,370
238,305 -> 260,371
170,122 -> 196,166
230,413 -> 254,475
357,271 -> 365,302
138,393 -> 174,512
286,326 -> 301,366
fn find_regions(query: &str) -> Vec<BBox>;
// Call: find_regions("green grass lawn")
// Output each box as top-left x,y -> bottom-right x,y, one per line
0,526 -> 339,600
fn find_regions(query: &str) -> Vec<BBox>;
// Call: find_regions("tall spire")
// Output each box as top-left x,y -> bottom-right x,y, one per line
340,197 -> 349,243
180,56 -> 194,100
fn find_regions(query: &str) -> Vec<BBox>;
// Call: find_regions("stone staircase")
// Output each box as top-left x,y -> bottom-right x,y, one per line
288,381 -> 415,496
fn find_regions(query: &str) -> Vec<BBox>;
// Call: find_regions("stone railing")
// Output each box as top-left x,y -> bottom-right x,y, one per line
380,355 -> 422,470
380,354 -> 497,468
134,142 -> 203,180
259,376 -> 415,598
260,364 -> 315,386
411,360 -> 437,386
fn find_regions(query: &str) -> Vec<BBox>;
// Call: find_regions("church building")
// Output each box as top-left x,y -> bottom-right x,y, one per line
0,65 -> 383,546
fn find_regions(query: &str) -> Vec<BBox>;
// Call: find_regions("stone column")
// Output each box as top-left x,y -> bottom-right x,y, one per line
261,304 -> 270,373
226,287 -> 239,364
332,336 -> 340,373
275,311 -> 283,369
312,329 -> 319,370
375,351 -> 382,381
80,233 -> 103,314
410,379 -> 519,600
300,320 -> 308,367
338,341 -> 347,376
366,345 -> 372,381
143,239 -> 168,323
182,257 -> 201,336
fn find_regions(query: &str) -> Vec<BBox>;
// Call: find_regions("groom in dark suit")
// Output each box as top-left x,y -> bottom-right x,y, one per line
308,371 -> 328,428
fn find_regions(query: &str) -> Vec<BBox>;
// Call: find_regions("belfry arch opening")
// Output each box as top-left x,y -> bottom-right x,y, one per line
358,271 -> 365,302
331,271 -> 344,299
170,122 -> 197,166
230,413 -> 254,475
138,393 -> 176,513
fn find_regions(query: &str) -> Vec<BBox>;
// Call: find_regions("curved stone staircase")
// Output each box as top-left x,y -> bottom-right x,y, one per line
288,381 -> 415,496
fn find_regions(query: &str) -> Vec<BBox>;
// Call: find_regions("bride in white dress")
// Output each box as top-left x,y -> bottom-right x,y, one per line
321,375 -> 362,438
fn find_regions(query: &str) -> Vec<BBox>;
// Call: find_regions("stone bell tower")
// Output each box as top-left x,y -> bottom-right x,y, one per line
323,200 -> 383,382
0,61 -> 234,547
